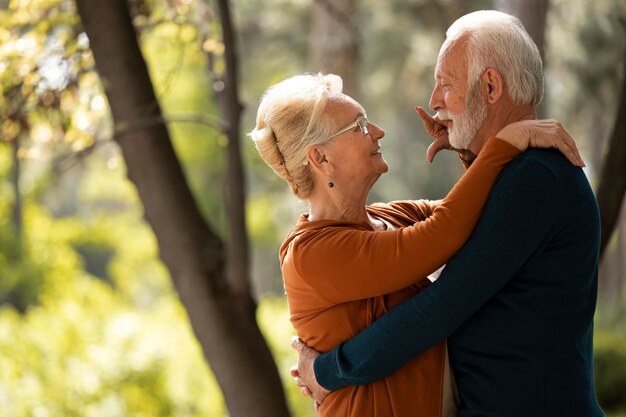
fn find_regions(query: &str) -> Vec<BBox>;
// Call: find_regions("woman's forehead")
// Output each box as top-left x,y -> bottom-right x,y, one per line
326,93 -> 365,115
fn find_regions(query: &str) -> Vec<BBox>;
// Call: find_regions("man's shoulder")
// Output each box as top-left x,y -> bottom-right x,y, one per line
512,147 -> 570,168
495,148 -> 597,215
500,148 -> 581,185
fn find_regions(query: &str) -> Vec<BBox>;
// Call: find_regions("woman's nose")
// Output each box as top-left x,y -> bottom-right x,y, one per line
369,123 -> 385,141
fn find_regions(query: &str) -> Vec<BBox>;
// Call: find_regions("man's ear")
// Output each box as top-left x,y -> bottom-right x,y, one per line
481,68 -> 504,104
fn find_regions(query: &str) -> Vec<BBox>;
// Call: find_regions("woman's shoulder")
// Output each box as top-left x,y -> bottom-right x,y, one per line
279,214 -> 370,262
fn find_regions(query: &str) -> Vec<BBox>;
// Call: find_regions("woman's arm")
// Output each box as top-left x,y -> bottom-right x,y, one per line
287,137 -> 519,303
287,120 -> 581,305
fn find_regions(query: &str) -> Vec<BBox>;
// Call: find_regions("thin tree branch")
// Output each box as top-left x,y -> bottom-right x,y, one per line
215,0 -> 251,298
52,113 -> 227,175
114,112 -> 227,139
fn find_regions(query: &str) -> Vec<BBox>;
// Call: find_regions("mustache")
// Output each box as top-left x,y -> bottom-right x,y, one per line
435,110 -> 455,121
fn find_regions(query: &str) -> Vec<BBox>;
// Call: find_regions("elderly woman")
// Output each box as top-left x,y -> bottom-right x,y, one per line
249,73 -> 581,417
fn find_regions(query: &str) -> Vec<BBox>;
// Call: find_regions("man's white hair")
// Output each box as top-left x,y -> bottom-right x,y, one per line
446,10 -> 544,106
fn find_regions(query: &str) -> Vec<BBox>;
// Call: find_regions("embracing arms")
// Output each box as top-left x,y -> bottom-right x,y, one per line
285,119 -> 581,305
292,151 -> 567,402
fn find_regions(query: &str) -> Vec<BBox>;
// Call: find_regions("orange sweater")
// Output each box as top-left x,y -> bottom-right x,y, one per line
279,138 -> 520,417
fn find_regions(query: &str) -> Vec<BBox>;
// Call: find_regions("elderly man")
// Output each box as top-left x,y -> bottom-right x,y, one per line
291,10 -> 603,417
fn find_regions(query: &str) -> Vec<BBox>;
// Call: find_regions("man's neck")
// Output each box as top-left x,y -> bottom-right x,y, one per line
469,103 -> 536,155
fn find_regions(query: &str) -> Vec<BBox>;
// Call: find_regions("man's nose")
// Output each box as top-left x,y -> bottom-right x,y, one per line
429,84 -> 443,112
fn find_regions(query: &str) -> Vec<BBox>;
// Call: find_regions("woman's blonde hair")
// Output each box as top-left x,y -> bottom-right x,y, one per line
248,73 -> 343,199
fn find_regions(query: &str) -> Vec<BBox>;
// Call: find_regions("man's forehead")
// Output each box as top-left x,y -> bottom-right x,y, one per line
435,38 -> 468,78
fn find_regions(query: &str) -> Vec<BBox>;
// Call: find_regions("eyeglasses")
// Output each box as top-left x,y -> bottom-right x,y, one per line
326,115 -> 369,141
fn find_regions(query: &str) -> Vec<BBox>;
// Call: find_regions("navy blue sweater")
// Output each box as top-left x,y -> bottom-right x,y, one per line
314,149 -> 604,417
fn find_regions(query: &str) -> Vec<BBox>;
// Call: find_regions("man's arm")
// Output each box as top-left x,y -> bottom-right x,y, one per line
311,153 -> 561,391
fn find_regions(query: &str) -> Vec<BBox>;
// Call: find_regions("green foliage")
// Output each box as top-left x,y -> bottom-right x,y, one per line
0,194 -> 76,311
0,250 -> 45,312
0,0 -> 99,157
0,172 -> 228,415
0,284 -> 228,417
257,296 -> 317,417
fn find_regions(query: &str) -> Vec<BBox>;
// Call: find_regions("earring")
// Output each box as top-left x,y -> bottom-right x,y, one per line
328,180 -> 334,188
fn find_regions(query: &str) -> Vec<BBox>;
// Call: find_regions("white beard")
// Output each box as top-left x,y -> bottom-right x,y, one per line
438,81 -> 488,150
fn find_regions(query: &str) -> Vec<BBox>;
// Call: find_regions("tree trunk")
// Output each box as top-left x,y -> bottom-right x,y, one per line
74,1 -> 289,416
309,0 -> 359,97
595,50 -> 626,260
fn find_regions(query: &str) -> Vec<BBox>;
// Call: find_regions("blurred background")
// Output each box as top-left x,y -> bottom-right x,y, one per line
0,0 -> 625,416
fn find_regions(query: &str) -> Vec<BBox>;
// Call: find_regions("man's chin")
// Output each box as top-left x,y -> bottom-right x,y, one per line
449,132 -> 473,150
448,135 -> 464,150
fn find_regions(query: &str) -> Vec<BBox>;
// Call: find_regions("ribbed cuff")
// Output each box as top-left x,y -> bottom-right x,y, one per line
314,350 -> 347,392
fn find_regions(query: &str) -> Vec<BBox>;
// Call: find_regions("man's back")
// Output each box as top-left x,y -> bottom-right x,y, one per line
448,148 -> 602,416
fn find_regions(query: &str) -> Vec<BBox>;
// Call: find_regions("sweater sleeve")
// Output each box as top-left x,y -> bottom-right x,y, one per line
313,154 -> 561,390
288,138 -> 520,304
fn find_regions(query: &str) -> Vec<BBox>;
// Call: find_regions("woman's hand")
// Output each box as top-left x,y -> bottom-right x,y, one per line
496,119 -> 585,167
290,337 -> 331,405
416,106 -> 476,163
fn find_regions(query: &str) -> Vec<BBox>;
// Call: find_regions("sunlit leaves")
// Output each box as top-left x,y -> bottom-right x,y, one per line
0,283 -> 227,417
0,153 -> 227,415
1,119 -> 21,142
0,0 -> 98,165
257,296 -> 317,417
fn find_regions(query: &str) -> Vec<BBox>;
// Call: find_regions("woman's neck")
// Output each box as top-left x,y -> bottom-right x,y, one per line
308,197 -> 368,223
308,193 -> 387,230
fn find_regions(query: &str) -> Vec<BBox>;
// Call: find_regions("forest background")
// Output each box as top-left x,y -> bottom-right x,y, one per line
1,0 -> 625,416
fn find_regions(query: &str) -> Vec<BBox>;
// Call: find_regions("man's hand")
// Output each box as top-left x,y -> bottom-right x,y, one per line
416,106 -> 476,163
290,336 -> 331,406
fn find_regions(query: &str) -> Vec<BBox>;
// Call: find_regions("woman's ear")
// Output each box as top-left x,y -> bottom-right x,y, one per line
481,68 -> 504,104
306,145 -> 330,173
